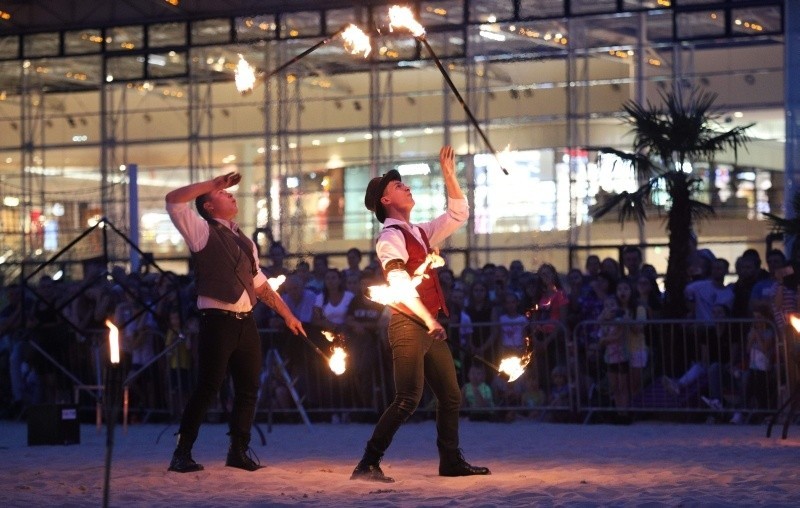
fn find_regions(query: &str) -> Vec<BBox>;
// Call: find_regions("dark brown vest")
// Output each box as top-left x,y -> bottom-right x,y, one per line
192,220 -> 257,306
382,225 -> 449,317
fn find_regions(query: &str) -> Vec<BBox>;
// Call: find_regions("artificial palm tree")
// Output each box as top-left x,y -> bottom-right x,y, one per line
592,86 -> 752,317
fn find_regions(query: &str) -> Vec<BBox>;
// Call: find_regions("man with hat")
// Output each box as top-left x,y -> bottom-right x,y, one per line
351,145 -> 490,482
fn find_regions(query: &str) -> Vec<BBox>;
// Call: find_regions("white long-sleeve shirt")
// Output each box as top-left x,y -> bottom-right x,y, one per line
167,201 -> 267,313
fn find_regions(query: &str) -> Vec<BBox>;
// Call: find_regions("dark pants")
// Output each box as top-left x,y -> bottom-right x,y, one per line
178,313 -> 261,445
366,313 -> 462,455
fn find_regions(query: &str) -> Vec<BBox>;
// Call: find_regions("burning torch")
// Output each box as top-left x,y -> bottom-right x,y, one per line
387,5 -> 509,175
235,24 -> 372,94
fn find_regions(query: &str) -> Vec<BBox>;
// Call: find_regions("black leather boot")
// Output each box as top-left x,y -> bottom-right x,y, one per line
439,449 -> 490,477
225,434 -> 263,471
168,434 -> 204,473
350,445 -> 394,483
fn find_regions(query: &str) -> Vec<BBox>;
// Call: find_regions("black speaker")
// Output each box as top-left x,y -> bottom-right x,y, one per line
27,404 -> 80,446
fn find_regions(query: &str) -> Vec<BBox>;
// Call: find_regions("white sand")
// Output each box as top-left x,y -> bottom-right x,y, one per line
1,418 -> 799,507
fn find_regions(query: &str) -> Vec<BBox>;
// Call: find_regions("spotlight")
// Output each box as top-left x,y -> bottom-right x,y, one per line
221,109 -> 230,117
143,113 -> 152,123
699,77 -> 710,86
79,117 -> 88,126
334,100 -> 343,110
46,120 -> 53,128
67,116 -> 76,128
488,91 -> 496,100
406,96 -> 416,106
509,89 -> 519,100
10,122 -> 17,131
523,89 -> 533,98
353,101 -> 361,111
744,74 -> 755,85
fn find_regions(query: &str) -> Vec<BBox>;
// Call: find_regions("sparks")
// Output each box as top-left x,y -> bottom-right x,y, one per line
341,24 -> 372,58
234,54 -> 257,94
388,5 -> 426,38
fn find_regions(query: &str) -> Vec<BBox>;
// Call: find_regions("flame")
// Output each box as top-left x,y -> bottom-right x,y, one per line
388,6 -> 426,37
367,278 -> 421,305
322,330 -> 347,375
106,319 -> 120,364
329,346 -> 347,375
235,54 -> 257,93
498,354 -> 531,382
791,314 -> 800,333
412,251 -> 445,278
341,24 -> 372,58
267,274 -> 286,291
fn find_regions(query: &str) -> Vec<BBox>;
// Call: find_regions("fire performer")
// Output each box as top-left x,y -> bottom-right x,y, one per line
351,146 -> 490,482
165,172 -> 306,473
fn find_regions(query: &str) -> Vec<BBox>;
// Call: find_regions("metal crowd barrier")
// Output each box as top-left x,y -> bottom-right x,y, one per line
571,318 -> 789,423
24,315 -> 793,427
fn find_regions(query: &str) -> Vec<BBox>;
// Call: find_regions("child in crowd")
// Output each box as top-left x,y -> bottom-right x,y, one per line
598,295 -> 630,416
461,364 -> 495,421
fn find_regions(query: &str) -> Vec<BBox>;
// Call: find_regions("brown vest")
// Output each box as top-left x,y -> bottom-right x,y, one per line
382,225 -> 449,317
193,221 -> 257,306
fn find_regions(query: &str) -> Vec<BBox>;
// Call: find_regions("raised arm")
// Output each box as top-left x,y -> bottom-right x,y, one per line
440,145 -> 464,200
165,172 -> 241,204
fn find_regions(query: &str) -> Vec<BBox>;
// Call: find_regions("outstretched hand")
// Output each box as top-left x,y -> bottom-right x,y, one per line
213,172 -> 241,190
439,145 -> 455,177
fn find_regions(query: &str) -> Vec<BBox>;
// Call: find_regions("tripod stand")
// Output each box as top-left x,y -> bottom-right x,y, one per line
257,337 -> 311,432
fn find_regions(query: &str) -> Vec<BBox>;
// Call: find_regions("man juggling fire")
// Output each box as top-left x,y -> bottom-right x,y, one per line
351,146 -> 490,482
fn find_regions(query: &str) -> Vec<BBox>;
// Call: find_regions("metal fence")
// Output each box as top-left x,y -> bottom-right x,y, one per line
9,315 -> 794,427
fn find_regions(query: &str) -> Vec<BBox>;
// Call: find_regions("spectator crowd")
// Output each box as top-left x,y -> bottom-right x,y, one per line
0,241 -> 793,426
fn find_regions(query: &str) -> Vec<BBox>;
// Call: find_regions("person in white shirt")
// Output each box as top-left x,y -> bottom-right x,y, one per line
165,172 -> 305,473
350,146 -> 490,482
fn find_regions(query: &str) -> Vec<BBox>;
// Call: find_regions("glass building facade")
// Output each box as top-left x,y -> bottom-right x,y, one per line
0,0 -> 788,278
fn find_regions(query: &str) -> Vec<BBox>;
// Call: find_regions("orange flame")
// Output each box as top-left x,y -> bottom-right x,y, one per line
106,319 -> 120,364
234,54 -> 257,93
791,314 -> 800,333
267,274 -> 286,291
498,352 -> 532,382
321,330 -> 347,375
341,24 -> 372,58
388,6 -> 426,37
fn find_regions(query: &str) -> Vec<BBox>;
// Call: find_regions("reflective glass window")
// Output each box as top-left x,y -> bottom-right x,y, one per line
676,10 -> 725,39
65,30 -> 103,55
420,1 -> 464,27
519,0 -> 564,18
147,51 -> 186,78
236,15 -> 276,41
325,8 -> 358,35
0,36 -> 19,59
281,11 -> 321,38
732,6 -> 782,36
23,32 -> 59,58
192,19 -> 231,45
108,26 -> 143,51
106,55 -> 145,81
149,22 -> 187,47
469,0 -> 515,23
571,0 -> 618,15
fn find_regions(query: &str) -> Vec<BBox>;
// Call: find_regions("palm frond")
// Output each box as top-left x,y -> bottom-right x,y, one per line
596,146 -> 659,179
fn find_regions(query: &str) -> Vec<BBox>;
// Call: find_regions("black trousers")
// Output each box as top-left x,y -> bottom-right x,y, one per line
178,312 -> 261,445
366,313 -> 462,455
